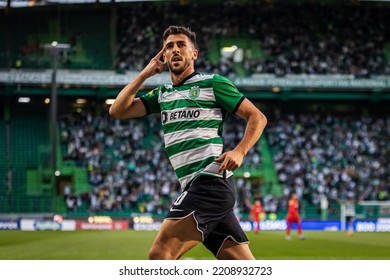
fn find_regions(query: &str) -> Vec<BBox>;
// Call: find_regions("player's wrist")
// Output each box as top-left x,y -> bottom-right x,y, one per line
234,147 -> 247,157
138,70 -> 151,80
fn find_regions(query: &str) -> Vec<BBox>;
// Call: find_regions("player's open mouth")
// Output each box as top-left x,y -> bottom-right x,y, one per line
172,56 -> 182,62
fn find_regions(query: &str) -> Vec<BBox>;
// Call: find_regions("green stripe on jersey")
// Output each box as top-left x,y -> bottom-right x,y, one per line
175,157 -> 216,179
160,99 -> 216,111
162,119 -> 222,134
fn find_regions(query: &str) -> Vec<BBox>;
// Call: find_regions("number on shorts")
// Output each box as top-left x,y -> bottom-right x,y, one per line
173,191 -> 188,206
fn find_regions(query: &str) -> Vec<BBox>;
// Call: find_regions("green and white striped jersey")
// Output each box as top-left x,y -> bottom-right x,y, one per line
140,72 -> 245,190
345,201 -> 356,217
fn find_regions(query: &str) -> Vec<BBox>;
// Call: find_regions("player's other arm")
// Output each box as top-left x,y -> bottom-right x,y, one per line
217,98 -> 267,172
109,47 -> 166,119
234,98 -> 267,158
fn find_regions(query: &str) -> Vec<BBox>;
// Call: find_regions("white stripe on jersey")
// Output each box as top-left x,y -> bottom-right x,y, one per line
169,143 -> 223,169
160,87 -> 216,103
164,128 -> 219,147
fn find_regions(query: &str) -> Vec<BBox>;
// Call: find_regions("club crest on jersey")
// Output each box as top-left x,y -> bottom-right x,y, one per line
189,85 -> 200,99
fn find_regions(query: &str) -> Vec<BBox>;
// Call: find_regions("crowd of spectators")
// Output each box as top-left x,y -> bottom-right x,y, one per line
60,107 -> 389,216
60,111 -> 261,215
60,112 -> 178,214
116,1 -> 390,77
266,110 -> 389,213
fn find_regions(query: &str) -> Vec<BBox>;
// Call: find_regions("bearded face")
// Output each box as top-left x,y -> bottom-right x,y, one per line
163,34 -> 198,75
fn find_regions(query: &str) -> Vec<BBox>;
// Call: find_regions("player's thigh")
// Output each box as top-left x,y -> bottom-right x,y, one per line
155,214 -> 203,243
150,214 -> 202,259
218,240 -> 255,260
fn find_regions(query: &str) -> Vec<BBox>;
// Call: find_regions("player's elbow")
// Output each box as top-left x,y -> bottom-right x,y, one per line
109,104 -> 122,119
260,111 -> 267,127
254,109 -> 267,129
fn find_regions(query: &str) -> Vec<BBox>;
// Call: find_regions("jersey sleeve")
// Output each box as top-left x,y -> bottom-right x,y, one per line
212,75 -> 245,114
139,87 -> 161,115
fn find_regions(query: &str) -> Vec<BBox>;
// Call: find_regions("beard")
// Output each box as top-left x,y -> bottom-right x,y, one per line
167,58 -> 191,75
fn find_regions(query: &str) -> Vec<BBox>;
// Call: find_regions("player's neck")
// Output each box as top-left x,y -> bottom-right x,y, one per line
170,67 -> 196,86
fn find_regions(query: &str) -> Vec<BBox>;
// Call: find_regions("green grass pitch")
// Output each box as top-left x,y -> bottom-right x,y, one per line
0,231 -> 389,260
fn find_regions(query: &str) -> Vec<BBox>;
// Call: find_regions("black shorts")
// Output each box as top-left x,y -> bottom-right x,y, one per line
166,176 -> 249,257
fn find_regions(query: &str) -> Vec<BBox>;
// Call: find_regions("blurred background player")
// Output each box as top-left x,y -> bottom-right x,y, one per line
345,197 -> 356,236
250,198 -> 264,234
285,192 -> 305,240
338,196 -> 357,236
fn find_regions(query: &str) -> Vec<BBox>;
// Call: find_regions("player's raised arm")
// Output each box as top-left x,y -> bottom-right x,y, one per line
109,47 -> 166,119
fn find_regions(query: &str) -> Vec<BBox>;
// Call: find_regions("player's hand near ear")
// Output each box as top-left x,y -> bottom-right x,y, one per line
141,47 -> 166,78
109,47 -> 166,119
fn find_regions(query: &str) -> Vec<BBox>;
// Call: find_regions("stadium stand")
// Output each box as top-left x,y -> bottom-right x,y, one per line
267,105 -> 389,218
55,104 -> 390,218
2,1 -> 390,77
9,108 -> 49,194
59,112 -> 177,214
115,1 -> 390,77
0,119 -> 6,195
0,1 -> 389,219
266,111 -> 390,205
0,6 -> 112,70
58,111 -> 264,215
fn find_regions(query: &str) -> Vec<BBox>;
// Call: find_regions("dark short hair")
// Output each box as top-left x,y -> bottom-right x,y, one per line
163,26 -> 197,49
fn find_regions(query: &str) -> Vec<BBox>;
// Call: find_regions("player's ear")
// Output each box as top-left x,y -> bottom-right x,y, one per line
192,49 -> 198,61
